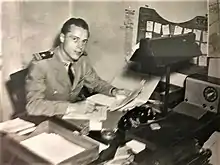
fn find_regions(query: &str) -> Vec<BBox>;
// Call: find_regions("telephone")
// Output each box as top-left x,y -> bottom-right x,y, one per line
118,106 -> 154,131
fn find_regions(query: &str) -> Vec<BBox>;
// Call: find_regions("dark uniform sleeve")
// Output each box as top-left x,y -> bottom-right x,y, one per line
82,57 -> 116,96
25,51 -> 69,117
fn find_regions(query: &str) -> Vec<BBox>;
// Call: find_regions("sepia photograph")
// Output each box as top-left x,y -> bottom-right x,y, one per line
0,0 -> 219,165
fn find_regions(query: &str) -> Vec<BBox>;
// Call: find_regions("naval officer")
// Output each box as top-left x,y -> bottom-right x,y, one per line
25,17 -> 130,117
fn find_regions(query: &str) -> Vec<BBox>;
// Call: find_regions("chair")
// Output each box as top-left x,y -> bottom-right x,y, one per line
6,68 -> 48,125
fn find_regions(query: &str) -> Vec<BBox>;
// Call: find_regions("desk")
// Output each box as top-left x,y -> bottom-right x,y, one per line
1,120 -> 99,165
127,111 -> 220,164
64,111 -> 125,131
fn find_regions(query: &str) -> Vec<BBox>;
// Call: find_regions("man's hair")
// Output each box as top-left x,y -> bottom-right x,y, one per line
61,18 -> 89,35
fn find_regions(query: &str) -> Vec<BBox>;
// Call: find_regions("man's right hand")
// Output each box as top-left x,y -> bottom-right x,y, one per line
65,100 -> 97,115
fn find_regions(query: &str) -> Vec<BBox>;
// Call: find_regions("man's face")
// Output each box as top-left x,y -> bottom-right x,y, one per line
60,24 -> 89,61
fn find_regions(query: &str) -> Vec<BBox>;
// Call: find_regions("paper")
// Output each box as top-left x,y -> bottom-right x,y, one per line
162,24 -> 170,35
174,26 -> 183,35
20,133 -> 85,164
62,101 -> 107,121
106,155 -> 133,165
106,145 -> 134,165
146,21 -> 154,31
154,22 -> 161,34
99,143 -> 109,152
89,120 -> 102,131
117,76 -> 160,111
145,32 -> 152,38
115,145 -> 132,156
201,43 -> 207,55
0,118 -> 35,133
119,99 -> 145,111
86,94 -> 116,107
126,140 -> 146,154
133,76 -> 160,102
194,29 -> 201,41
63,108 -> 107,120
17,127 -> 36,136
184,28 -> 192,33
117,80 -> 159,111
199,56 -> 207,66
111,69 -> 160,111
111,71 -> 144,90
203,131 -> 220,149
202,31 -> 208,43
150,123 -> 161,130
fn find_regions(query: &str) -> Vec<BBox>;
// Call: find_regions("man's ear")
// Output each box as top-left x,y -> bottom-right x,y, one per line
60,33 -> 65,43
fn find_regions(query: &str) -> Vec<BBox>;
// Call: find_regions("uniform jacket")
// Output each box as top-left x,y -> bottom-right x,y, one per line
25,46 -> 115,117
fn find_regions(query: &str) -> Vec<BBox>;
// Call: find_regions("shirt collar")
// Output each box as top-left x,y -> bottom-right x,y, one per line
56,46 -> 72,67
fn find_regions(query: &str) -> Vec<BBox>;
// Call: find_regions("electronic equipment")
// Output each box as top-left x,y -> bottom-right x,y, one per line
130,33 -> 202,75
118,106 -> 154,131
185,74 -> 220,113
174,74 -> 220,119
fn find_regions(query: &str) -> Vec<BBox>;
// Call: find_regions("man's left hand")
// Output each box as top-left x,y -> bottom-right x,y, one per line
112,88 -> 131,97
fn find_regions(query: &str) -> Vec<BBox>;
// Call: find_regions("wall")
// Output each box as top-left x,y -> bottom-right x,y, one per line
208,0 -> 220,78
209,0 -> 219,36
1,1 -> 71,121
0,2 -> 2,122
1,0 -> 207,121
72,0 -> 207,81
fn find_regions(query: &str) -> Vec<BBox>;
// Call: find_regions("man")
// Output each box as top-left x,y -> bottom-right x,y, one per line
25,18 -> 130,117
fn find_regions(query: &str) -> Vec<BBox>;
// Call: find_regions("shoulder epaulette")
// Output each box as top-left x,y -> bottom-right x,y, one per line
33,50 -> 54,61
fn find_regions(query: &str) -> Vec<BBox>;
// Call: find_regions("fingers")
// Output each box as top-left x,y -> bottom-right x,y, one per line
116,89 -> 131,96
85,101 -> 96,113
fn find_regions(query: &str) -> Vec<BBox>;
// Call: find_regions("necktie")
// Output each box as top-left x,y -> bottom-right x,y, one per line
68,63 -> 74,85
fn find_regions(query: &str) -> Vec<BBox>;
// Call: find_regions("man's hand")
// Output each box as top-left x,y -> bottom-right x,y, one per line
65,100 -> 108,116
65,101 -> 96,115
112,88 -> 132,98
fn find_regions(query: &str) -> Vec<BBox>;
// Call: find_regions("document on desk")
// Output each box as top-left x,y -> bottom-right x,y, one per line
0,118 -> 35,134
126,140 -> 146,154
62,101 -> 107,121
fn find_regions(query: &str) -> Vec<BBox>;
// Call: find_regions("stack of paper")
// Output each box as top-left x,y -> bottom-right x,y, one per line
20,133 -> 85,164
0,118 -> 35,134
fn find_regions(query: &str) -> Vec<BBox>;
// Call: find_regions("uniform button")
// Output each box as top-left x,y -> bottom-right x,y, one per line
53,90 -> 58,94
